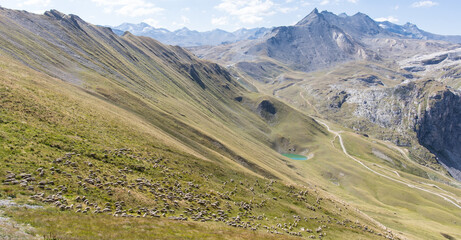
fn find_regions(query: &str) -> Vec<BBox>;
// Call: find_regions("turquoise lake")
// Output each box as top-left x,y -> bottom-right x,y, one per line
282,153 -> 307,160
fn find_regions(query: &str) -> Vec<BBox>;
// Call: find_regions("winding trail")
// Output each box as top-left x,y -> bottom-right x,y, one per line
316,120 -> 461,210
299,91 -> 321,116
295,90 -> 461,209
382,141 -> 456,182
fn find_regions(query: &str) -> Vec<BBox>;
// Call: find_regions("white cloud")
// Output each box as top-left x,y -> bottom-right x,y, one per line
172,15 -> 190,28
279,7 -> 298,13
91,0 -> 164,17
375,16 -> 399,23
215,0 -> 276,24
211,17 -> 228,26
411,1 -> 438,8
394,5 -> 400,10
316,0 -> 358,5
18,0 -> 51,7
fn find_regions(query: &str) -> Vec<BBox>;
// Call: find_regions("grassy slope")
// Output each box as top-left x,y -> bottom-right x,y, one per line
0,8 -> 460,240
291,120 -> 461,240
0,54 -> 386,239
0,8 -> 328,183
227,60 -> 461,239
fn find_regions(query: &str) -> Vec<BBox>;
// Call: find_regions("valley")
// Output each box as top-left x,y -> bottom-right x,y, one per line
0,5 -> 461,240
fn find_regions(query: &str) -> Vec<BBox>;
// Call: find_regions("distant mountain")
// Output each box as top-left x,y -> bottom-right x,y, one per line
307,10 -> 385,38
192,9 -> 378,74
250,8 -> 376,72
378,21 -> 461,43
111,10 -> 461,49
193,8 -> 461,75
111,22 -> 271,47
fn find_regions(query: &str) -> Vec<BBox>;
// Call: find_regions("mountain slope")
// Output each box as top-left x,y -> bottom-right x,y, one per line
3,50 -> 461,239
262,9 -> 373,72
0,8 -> 339,183
1,53 -> 387,239
1,7 -> 461,240
0,7 -> 409,240
312,10 -> 385,38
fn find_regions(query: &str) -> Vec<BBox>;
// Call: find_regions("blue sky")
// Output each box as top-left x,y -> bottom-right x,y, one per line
0,0 -> 459,35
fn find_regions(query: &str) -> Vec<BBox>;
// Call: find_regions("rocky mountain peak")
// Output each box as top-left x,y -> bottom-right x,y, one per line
44,9 -> 67,20
44,9 -> 86,30
352,12 -> 368,18
295,10 -> 382,37
403,22 -> 419,30
295,8 -> 326,26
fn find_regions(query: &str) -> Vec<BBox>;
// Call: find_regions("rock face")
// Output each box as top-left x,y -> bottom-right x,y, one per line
416,89 -> 461,180
345,80 -> 461,180
319,11 -> 384,38
257,100 -> 277,121
246,9 -> 372,72
399,48 -> 461,89
348,82 -> 421,132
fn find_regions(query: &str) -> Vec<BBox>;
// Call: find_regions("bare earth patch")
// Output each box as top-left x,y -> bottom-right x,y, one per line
0,199 -> 40,240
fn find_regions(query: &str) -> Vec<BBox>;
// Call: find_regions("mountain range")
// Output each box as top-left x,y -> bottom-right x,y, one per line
1,6 -> 461,240
111,22 -> 271,47
111,9 -> 461,47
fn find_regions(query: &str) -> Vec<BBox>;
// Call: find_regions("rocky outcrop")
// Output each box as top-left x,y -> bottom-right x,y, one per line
345,80 -> 461,180
348,82 -> 421,131
416,89 -> 461,180
257,100 -> 277,121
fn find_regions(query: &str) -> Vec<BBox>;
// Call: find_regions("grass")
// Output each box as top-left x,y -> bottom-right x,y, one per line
0,55 -> 386,239
5,207 -> 301,240
0,8 -> 460,240
290,122 -> 461,240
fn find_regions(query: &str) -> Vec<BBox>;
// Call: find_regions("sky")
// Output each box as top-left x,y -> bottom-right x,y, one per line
0,0 -> 460,35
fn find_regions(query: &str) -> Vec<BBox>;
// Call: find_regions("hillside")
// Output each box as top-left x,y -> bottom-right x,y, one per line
0,7 -> 389,239
1,7 -> 461,240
